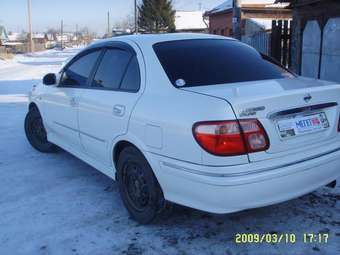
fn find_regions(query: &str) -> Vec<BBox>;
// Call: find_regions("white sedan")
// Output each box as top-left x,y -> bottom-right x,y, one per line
25,33 -> 340,224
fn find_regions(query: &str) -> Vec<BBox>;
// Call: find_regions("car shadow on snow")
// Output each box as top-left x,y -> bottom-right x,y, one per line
52,148 -> 339,253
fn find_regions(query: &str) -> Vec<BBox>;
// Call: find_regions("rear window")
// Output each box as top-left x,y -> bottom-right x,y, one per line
153,39 -> 294,87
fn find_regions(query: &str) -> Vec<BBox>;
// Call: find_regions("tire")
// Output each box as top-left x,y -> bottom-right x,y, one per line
24,107 -> 58,153
117,146 -> 171,224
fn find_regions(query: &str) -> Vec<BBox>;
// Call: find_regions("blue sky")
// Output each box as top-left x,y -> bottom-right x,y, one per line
0,0 -> 223,35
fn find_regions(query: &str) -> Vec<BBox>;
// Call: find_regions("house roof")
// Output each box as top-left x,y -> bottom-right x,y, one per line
205,0 -> 289,16
175,11 -> 207,31
205,0 -> 233,15
248,18 -> 274,30
32,33 -> 45,39
0,25 -> 9,40
8,32 -> 26,41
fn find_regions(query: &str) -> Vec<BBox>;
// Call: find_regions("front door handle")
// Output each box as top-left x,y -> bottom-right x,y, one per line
113,105 -> 125,117
70,97 -> 78,107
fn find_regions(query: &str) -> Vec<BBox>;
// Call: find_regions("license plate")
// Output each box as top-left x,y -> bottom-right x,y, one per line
277,112 -> 329,139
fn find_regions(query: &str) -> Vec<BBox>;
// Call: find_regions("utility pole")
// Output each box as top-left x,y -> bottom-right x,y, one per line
232,0 -> 241,40
60,20 -> 63,50
76,24 -> 78,46
27,0 -> 34,52
134,0 -> 138,34
107,11 -> 111,37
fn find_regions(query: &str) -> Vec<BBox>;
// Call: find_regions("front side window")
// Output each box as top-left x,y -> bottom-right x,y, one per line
92,49 -> 132,90
153,39 -> 295,87
60,50 -> 101,87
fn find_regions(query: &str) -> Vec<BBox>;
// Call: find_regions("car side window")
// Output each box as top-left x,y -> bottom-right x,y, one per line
92,49 -> 132,90
120,56 -> 141,92
60,50 -> 101,87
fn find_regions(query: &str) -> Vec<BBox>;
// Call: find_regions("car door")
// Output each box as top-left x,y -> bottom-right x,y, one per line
78,45 -> 142,167
42,49 -> 102,152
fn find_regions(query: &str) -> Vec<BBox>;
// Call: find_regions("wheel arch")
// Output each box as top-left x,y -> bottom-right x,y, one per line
28,102 -> 39,111
113,140 -> 137,170
111,136 -> 161,186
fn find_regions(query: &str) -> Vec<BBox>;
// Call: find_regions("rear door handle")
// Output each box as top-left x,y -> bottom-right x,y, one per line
70,97 -> 78,107
113,105 -> 125,117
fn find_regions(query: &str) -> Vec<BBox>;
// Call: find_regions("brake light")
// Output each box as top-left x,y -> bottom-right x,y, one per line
193,119 -> 269,156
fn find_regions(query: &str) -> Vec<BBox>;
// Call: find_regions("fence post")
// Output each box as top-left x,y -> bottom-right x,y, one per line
288,20 -> 293,68
283,20 -> 289,67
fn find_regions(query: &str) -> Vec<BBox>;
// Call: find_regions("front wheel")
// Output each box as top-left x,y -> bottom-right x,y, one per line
117,146 -> 171,224
24,107 -> 58,153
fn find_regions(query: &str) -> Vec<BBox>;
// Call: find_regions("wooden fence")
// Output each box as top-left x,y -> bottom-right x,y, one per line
271,20 -> 292,68
0,43 -> 46,56
242,32 -> 271,55
241,20 -> 292,68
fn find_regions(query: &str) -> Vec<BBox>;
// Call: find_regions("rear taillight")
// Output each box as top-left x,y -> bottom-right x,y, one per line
193,119 -> 269,156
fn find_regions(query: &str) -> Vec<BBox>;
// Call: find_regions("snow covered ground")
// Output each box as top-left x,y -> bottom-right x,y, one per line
0,49 -> 339,255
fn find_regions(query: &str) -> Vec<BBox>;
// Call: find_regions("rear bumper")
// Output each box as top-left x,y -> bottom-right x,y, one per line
147,149 -> 340,214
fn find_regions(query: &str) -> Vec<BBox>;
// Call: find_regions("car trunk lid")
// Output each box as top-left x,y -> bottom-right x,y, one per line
183,77 -> 340,162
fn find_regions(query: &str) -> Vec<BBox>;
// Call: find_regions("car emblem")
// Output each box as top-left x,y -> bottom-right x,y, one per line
239,106 -> 265,117
304,94 -> 312,103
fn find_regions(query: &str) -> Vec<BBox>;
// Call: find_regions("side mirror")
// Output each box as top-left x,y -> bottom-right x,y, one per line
43,73 -> 56,85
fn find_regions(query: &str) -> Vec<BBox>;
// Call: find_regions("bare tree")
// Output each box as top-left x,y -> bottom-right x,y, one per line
113,15 -> 135,31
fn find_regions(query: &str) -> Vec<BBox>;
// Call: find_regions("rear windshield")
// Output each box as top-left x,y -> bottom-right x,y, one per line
153,39 -> 295,87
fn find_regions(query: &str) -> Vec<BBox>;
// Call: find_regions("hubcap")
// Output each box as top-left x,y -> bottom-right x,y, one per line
123,162 -> 150,211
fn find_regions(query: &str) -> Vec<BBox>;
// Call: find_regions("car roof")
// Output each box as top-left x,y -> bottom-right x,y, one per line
90,33 -> 235,49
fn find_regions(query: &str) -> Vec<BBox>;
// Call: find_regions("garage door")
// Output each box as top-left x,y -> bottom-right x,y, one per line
301,20 -> 321,79
320,18 -> 340,83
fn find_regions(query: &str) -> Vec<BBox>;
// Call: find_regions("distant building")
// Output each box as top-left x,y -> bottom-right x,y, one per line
204,0 -> 291,36
7,32 -> 27,43
111,28 -> 132,37
56,34 -> 70,43
32,33 -> 47,44
0,25 -> 9,45
276,0 -> 340,82
175,11 -> 208,33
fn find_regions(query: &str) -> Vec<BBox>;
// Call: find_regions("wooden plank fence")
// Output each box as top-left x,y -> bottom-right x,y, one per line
271,20 -> 292,68
241,32 -> 271,55
241,20 -> 292,68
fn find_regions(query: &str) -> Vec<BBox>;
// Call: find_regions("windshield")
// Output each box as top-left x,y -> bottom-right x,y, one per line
153,39 -> 295,87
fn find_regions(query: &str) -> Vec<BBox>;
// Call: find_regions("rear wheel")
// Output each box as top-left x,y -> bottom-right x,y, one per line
24,107 -> 58,153
117,146 -> 171,224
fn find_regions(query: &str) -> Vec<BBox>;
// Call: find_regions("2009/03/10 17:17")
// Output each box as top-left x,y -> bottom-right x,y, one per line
234,233 -> 329,244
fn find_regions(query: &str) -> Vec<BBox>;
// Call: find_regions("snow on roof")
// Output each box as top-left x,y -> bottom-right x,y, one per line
248,18 -> 274,30
32,33 -> 45,39
242,0 -> 277,4
207,0 -> 233,15
175,11 -> 207,30
56,35 -> 70,42
2,41 -> 24,46
8,32 -> 26,41
206,0 -> 288,15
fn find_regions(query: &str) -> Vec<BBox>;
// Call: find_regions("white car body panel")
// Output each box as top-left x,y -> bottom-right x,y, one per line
28,33 -> 340,214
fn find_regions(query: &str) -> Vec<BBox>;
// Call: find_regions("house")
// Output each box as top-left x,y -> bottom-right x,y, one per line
56,34 -> 70,43
175,11 -> 208,33
276,0 -> 340,83
32,33 -> 47,44
0,26 -> 9,46
204,0 -> 291,36
7,32 -> 27,43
